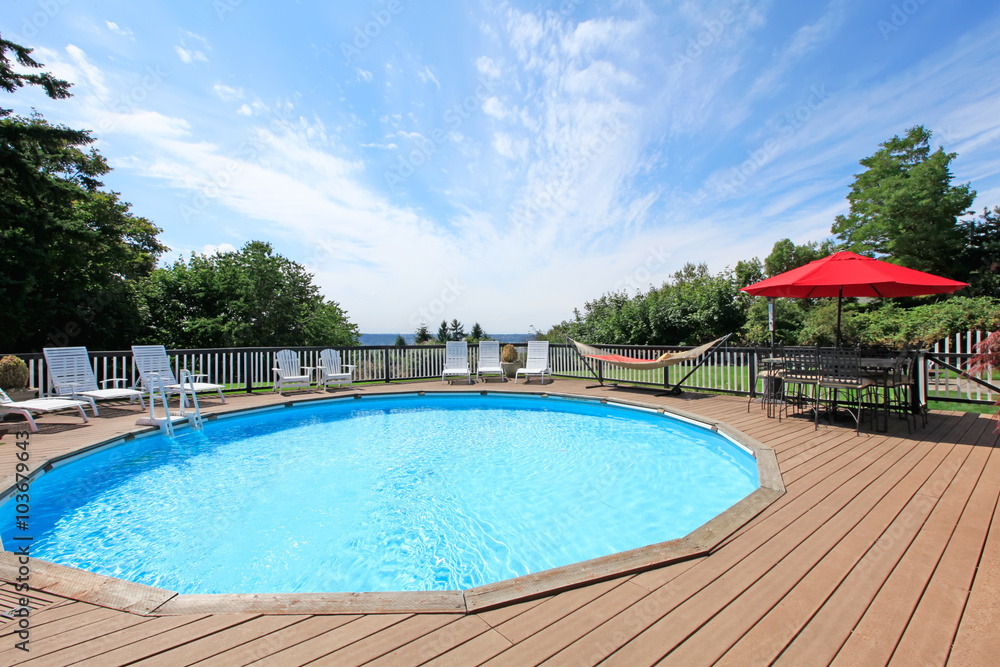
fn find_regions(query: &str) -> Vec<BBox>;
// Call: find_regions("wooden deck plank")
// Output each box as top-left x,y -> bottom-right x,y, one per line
891,443 -> 1000,666
486,581 -> 649,666
621,418 -> 967,665
949,444 -> 1000,666
422,627 -> 514,666
490,578 -> 626,646
132,614 -> 308,666
713,426 -> 975,666
832,442 -> 991,665
773,423 -> 987,666
5,610 -> 151,664
72,614 -> 259,667
0,605 -> 124,648
249,614 -> 411,666
19,615 -> 205,667
191,615 -> 361,667
366,616 -> 494,667
315,614 -> 462,665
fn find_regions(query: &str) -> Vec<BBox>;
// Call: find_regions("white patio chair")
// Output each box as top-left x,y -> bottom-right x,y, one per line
476,340 -> 505,382
515,341 -> 551,384
44,346 -> 145,416
0,388 -> 90,433
317,349 -> 355,390
272,349 -> 313,395
442,341 -> 472,384
131,345 -> 226,404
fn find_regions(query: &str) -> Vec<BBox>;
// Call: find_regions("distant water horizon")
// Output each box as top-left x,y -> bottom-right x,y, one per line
360,333 -> 535,346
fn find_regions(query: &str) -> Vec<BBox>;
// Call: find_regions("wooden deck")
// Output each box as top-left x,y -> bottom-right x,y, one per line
1,379 -> 998,665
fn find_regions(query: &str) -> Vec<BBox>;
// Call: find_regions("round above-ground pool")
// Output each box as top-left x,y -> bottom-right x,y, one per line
0,393 -> 759,594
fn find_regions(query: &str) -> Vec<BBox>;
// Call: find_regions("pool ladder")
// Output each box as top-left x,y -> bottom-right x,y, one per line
135,370 -> 203,436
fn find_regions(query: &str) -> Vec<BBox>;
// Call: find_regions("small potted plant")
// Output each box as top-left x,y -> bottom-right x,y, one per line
501,344 -> 522,380
0,355 -> 35,401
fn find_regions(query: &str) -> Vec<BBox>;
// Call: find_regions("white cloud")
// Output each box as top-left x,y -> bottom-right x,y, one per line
213,83 -> 244,101
106,21 -> 134,40
355,68 -> 373,82
417,66 -> 440,88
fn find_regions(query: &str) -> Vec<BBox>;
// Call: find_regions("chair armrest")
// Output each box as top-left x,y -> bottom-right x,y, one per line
343,365 -> 356,374
100,377 -> 129,388
52,382 -> 80,395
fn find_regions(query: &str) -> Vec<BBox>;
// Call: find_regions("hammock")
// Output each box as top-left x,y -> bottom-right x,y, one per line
569,336 -> 729,371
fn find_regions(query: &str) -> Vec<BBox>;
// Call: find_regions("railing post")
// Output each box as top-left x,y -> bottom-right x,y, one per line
383,347 -> 391,383
749,350 -> 758,399
244,351 -> 253,393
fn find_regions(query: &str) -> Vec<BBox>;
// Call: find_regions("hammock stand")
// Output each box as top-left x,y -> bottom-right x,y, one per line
568,333 -> 732,395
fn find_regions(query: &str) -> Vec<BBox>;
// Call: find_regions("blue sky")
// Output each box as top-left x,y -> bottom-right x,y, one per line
4,0 -> 1000,334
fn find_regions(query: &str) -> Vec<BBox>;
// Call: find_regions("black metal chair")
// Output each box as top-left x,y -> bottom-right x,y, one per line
884,345 -> 926,430
748,346 -> 783,418
815,347 -> 875,434
779,346 -> 819,422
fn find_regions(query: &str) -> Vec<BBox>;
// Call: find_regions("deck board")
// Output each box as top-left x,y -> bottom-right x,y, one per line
1,380 -> 997,666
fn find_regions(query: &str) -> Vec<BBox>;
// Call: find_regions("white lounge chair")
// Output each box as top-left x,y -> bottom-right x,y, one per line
272,349 -> 313,395
442,341 -> 472,384
476,340 -> 505,382
44,346 -> 145,416
515,341 -> 551,384
0,388 -> 90,433
317,349 -> 355,390
131,345 -> 226,404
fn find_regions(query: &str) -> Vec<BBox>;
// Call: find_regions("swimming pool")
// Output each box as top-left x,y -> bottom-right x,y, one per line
0,393 -> 759,594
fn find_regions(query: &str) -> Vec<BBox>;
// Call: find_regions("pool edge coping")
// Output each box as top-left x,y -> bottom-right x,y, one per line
1,388 -> 784,616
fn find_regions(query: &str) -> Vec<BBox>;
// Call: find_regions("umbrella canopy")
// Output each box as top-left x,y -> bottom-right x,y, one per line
741,251 -> 969,346
741,251 -> 968,299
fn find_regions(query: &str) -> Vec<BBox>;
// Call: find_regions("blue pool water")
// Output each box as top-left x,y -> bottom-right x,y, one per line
0,394 -> 758,594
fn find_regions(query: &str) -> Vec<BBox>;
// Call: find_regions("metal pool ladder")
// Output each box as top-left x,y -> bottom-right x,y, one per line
135,370 -> 203,436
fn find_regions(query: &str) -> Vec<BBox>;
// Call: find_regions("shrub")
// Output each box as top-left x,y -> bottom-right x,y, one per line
502,344 -> 518,363
0,355 -> 30,391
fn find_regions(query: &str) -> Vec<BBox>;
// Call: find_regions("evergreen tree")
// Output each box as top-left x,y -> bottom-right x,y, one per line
414,323 -> 432,343
831,125 -> 975,278
436,320 -> 449,343
394,334 -> 407,347
469,322 -> 486,340
448,319 -> 466,340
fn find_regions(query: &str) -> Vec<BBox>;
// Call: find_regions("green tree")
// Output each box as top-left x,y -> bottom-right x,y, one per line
1,38 -> 166,350
414,324 -> 432,344
831,125 -> 975,277
140,241 -> 358,347
764,239 -> 835,277
448,318 -> 465,341
468,322 -> 486,341
394,334 -> 407,347
436,320 -> 449,344
960,206 -> 1000,297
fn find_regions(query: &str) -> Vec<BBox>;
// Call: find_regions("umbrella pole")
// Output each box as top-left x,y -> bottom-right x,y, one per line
836,287 -> 843,347
768,297 -> 776,354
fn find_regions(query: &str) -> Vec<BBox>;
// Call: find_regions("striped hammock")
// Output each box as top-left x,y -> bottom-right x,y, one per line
569,336 -> 727,371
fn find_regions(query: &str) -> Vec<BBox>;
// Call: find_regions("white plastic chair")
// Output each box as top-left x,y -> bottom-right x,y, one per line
0,388 -> 90,433
317,349 -> 355,390
44,346 -> 145,415
272,349 -> 313,395
131,345 -> 226,404
476,340 -> 505,382
515,341 -> 551,384
442,341 -> 472,384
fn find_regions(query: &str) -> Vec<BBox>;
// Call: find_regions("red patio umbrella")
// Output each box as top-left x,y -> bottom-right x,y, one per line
741,251 -> 968,346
